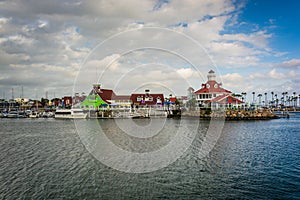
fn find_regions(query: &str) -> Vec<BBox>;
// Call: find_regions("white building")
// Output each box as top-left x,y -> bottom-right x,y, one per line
194,70 -> 243,108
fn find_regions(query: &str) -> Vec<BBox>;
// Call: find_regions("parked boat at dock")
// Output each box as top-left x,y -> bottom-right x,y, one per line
55,109 -> 87,119
6,111 -> 25,118
29,111 -> 39,118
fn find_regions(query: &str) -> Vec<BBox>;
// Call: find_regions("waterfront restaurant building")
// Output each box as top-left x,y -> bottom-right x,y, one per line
194,70 -> 243,108
83,84 -> 165,109
93,84 -> 131,107
130,89 -> 164,107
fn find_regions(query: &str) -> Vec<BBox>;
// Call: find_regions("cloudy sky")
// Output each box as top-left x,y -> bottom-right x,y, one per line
0,0 -> 300,100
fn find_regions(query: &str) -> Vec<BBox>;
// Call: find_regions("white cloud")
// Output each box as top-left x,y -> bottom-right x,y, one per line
268,68 -> 286,79
62,26 -> 82,41
221,73 -> 244,82
0,17 -> 10,30
221,30 -> 272,49
0,0 -> 299,98
249,68 -> 296,80
176,68 -> 194,79
249,72 -> 266,80
8,35 -> 34,46
275,59 -> 300,69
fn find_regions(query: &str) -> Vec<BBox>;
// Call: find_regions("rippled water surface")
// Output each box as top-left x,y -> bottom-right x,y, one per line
0,114 -> 299,199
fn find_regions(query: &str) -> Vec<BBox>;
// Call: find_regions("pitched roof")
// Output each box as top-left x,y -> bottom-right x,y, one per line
194,80 -> 231,94
80,94 -> 107,107
113,95 -> 131,101
208,94 -> 244,104
94,89 -> 130,103
97,89 -> 116,102
169,97 -> 177,103
89,85 -> 164,105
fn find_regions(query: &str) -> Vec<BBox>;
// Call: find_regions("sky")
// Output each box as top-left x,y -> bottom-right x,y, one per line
0,0 -> 300,100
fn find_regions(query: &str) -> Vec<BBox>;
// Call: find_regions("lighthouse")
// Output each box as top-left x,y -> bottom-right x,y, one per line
193,70 -> 243,108
207,70 -> 216,81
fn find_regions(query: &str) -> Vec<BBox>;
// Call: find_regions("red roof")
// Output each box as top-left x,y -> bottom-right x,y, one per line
95,89 -> 114,104
208,94 -> 244,104
93,89 -> 130,104
169,97 -> 176,103
90,85 -> 164,105
131,94 -> 164,105
113,95 -> 131,101
180,96 -> 188,100
194,80 -> 231,94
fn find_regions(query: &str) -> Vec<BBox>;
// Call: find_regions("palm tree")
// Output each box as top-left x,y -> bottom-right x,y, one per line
274,94 -> 278,107
233,93 -> 242,101
264,92 -> 267,106
257,94 -> 262,105
289,96 -> 293,107
271,92 -> 274,101
286,94 -> 289,106
252,92 -> 255,104
241,92 -> 247,103
282,92 -> 288,106
293,92 -> 297,107
271,91 -> 274,105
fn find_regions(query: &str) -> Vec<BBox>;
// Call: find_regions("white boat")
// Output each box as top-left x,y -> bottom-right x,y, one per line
42,111 -> 54,118
7,111 -> 25,118
29,112 -> 39,118
115,112 -> 148,119
6,111 -> 18,118
55,109 -> 87,119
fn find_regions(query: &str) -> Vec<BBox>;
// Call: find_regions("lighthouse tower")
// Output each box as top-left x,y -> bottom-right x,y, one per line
192,69 -> 244,109
194,70 -> 231,106
207,70 -> 216,81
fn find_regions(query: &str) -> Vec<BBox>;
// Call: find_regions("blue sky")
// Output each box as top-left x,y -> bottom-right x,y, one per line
0,0 -> 299,99
239,0 -> 300,58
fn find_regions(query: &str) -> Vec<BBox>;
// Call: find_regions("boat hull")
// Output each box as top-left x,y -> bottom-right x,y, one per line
55,114 -> 87,119
55,109 -> 87,119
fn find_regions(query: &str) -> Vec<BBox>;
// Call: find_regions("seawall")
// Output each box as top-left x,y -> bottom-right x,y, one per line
182,109 -> 279,120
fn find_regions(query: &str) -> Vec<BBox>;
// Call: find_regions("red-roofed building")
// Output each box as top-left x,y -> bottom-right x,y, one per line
131,89 -> 164,106
92,84 -> 131,107
88,84 -> 164,108
62,96 -> 72,108
194,70 -> 243,108
169,97 -> 176,103
209,94 -> 243,104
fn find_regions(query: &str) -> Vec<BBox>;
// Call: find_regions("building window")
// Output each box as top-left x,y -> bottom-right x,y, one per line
137,96 -> 143,101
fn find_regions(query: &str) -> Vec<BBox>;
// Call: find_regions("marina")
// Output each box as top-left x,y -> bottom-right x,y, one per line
1,70 -> 300,120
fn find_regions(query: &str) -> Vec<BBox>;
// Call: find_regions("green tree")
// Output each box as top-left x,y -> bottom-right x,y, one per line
186,98 -> 197,111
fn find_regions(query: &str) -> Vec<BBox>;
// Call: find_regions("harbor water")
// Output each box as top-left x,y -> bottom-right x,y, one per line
0,114 -> 299,199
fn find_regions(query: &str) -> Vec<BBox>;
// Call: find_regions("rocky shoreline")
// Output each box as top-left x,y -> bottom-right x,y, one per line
182,109 -> 280,120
